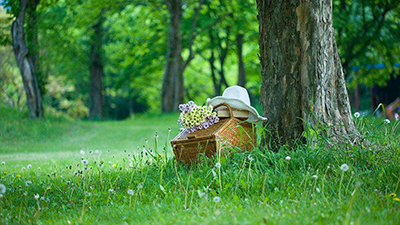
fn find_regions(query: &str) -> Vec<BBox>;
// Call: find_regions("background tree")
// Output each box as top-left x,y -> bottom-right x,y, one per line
257,0 -> 359,146
10,0 -> 44,118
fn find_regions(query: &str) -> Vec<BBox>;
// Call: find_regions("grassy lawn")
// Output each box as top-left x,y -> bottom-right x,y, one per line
0,106 -> 399,224
0,106 -> 180,161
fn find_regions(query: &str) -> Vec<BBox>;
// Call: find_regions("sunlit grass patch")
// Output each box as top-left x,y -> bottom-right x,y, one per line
0,111 -> 399,224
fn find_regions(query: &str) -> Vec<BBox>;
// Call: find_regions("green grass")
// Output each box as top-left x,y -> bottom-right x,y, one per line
0,106 -> 399,224
0,106 -> 180,161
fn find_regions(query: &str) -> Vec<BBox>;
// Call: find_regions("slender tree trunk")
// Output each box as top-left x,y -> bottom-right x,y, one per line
26,0 -> 45,96
208,50 -> 220,96
89,17 -> 104,120
162,0 -> 183,112
12,0 -> 43,118
257,0 -> 359,146
236,34 -> 246,87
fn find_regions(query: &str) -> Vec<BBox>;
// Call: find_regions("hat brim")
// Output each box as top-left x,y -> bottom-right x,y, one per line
207,97 -> 267,122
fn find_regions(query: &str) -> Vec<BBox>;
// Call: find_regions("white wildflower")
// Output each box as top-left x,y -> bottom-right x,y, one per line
211,169 -> 217,179
197,190 -> 206,198
340,164 -> 349,172
127,189 -> 134,196
285,156 -> 291,161
353,112 -> 360,118
213,196 -> 221,203
80,150 -> 85,155
159,185 -> 166,193
34,194 -> 40,200
0,184 -> 6,194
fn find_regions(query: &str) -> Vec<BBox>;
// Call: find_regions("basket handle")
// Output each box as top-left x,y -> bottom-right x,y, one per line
213,103 -> 234,118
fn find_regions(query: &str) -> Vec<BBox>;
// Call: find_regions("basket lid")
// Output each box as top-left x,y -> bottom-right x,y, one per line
172,118 -> 232,142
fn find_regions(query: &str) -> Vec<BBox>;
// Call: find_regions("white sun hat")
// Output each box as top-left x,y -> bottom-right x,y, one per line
207,86 -> 267,122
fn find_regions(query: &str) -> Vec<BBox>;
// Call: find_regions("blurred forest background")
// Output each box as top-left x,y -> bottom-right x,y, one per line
0,0 -> 399,120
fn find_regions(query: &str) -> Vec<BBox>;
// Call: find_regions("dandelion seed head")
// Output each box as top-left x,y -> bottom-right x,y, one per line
127,189 -> 134,196
340,164 -> 349,172
0,184 -> 6,194
197,190 -> 206,198
34,194 -> 40,200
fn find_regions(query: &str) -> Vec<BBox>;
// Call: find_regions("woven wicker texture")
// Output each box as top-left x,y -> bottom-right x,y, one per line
171,103 -> 256,165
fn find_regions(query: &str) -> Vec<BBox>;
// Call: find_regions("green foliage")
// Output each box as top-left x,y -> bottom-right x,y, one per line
1,0 -> 399,117
333,0 -> 400,86
0,110 -> 399,224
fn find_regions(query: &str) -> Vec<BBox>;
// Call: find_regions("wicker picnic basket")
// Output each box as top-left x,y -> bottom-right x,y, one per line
171,103 -> 256,165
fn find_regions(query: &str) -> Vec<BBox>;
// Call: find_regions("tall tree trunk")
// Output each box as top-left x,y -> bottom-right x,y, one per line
26,0 -> 45,96
89,17 -> 104,120
162,0 -> 183,113
257,0 -> 359,146
12,0 -> 43,118
236,33 -> 246,87
208,50 -> 220,96
217,27 -> 230,90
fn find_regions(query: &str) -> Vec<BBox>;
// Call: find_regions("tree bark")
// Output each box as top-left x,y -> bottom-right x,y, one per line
257,0 -> 359,147
12,0 -> 43,118
236,33 -> 246,87
208,49 -> 220,96
162,0 -> 183,113
216,27 -> 230,90
89,17 -> 104,120
26,0 -> 44,96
